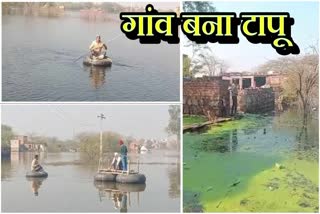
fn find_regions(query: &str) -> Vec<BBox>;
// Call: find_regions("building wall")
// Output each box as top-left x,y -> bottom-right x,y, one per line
183,77 -> 230,117
10,136 -> 47,152
10,139 -> 21,152
184,78 -> 276,116
239,88 -> 275,113
10,136 -> 28,152
266,75 -> 284,88
16,135 -> 28,144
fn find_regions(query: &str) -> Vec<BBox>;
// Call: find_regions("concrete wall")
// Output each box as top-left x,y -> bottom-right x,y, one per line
239,88 -> 275,113
183,77 -> 230,117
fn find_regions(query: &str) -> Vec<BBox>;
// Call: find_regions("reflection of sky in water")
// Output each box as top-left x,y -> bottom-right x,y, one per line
187,111 -> 318,156
1,151 -> 180,212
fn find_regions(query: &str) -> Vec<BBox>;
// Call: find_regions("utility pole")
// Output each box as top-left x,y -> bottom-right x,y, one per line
97,113 -> 106,170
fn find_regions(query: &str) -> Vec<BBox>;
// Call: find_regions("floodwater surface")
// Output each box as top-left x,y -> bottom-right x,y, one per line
1,151 -> 180,212
183,110 -> 319,212
2,13 -> 179,101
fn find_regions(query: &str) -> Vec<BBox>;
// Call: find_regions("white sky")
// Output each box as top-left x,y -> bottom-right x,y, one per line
1,105 -> 175,140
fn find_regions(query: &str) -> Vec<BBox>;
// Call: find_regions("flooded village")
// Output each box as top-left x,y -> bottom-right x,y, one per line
1,105 -> 180,212
182,2 -> 318,212
1,1 -> 319,213
183,64 -> 319,212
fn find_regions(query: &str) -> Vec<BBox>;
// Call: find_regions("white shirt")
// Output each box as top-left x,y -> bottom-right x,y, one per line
111,156 -> 121,167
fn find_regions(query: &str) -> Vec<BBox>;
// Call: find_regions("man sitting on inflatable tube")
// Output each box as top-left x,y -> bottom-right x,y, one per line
31,154 -> 44,172
89,35 -> 107,60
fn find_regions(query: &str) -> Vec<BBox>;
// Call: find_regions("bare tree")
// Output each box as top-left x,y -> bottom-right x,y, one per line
184,44 -> 228,77
257,46 -> 318,125
198,49 -> 229,76
182,2 -> 217,78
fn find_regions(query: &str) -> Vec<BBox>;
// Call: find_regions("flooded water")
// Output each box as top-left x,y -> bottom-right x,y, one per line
1,151 -> 180,212
2,13 -> 179,101
183,110 -> 319,212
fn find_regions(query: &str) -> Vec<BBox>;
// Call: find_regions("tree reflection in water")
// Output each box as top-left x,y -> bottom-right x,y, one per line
167,163 -> 180,199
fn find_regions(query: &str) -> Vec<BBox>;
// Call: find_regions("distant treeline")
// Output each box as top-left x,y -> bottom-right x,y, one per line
1,125 -> 14,149
2,2 -> 129,14
1,105 -> 180,158
1,124 -> 78,152
1,124 -> 174,160
2,2 -> 176,14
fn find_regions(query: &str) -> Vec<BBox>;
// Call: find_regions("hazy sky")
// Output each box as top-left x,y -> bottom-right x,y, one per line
1,105 -> 175,140
182,1 -> 319,72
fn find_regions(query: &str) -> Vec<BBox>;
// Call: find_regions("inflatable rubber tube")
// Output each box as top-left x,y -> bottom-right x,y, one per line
116,173 -> 146,184
94,172 -> 117,182
83,56 -> 112,67
26,171 -> 48,178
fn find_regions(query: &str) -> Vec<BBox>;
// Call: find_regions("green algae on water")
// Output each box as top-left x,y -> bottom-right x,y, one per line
183,110 -> 319,212
203,157 -> 319,212
184,115 -> 208,126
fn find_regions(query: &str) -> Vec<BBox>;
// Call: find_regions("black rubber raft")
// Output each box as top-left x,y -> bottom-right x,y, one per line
94,172 -> 146,184
26,171 -> 48,178
83,56 -> 112,67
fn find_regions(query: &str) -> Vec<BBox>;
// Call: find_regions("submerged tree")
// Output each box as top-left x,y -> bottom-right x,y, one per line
1,125 -> 14,148
257,46 -> 319,125
166,105 -> 181,145
76,131 -> 124,161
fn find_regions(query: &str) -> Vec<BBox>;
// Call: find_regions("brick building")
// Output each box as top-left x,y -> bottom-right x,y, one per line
183,74 -> 277,117
10,136 -> 47,152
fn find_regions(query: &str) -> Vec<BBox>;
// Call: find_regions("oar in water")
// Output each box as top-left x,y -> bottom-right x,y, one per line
73,53 -> 89,63
112,62 -> 135,68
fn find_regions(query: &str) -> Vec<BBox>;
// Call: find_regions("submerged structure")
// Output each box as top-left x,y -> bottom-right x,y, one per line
183,72 -> 281,117
10,136 -> 47,152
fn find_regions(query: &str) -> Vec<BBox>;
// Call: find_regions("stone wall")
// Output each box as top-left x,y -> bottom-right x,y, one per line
239,88 -> 275,113
183,77 -> 230,117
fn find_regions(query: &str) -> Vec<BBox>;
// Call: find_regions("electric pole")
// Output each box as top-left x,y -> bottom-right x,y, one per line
97,113 -> 106,170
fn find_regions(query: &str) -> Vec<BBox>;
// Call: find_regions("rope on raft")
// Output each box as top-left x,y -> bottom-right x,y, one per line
106,33 -> 123,43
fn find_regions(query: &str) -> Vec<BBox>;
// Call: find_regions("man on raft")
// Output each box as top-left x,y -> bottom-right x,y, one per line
89,35 -> 108,60
110,152 -> 123,171
31,154 -> 44,172
119,139 -> 128,172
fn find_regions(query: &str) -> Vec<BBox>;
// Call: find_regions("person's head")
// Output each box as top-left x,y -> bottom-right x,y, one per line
114,152 -> 118,157
96,35 -> 101,42
119,139 -> 124,146
34,154 -> 39,160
